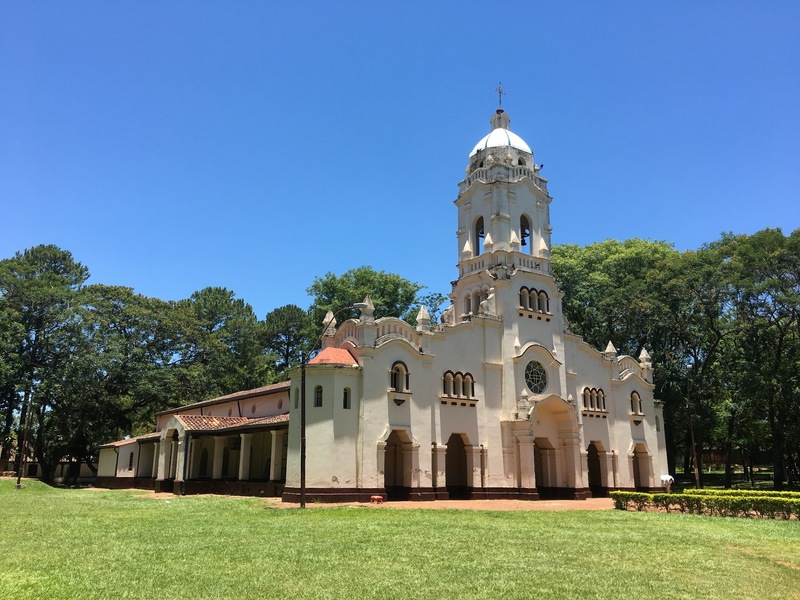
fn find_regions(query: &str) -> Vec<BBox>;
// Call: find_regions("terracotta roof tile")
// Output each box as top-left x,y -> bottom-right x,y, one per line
156,381 -> 290,416
98,431 -> 162,449
309,347 -> 359,367
175,415 -> 251,431
247,414 -> 290,426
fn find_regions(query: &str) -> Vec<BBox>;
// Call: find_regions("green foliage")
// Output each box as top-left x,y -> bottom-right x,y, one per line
307,265 -> 422,327
263,304 -> 310,377
0,249 -> 278,477
553,229 -> 800,489
610,490 -> 800,519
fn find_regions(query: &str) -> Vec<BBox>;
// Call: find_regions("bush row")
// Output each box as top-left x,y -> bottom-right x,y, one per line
609,491 -> 800,519
676,488 -> 800,499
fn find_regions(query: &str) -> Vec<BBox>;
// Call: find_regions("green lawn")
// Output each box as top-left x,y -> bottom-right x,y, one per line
1,479 -> 798,600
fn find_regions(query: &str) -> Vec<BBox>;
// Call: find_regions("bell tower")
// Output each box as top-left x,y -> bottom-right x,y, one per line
450,107 -> 555,321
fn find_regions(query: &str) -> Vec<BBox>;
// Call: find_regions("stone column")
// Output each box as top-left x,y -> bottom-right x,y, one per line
238,433 -> 253,481
151,444 -> 159,479
174,434 -> 188,482
432,444 -> 447,491
156,439 -> 168,480
465,445 -> 483,489
516,436 -> 537,489
404,444 -> 419,488
269,430 -> 285,482
376,442 -> 387,488
169,439 -> 178,479
212,437 -> 225,480
599,451 -> 611,488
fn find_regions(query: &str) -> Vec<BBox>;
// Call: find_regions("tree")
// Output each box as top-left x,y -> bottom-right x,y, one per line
307,266 -> 422,327
718,228 -> 800,488
552,239 -> 680,356
402,291 -> 447,326
263,304 -> 310,378
0,245 -> 89,481
173,287 -> 273,402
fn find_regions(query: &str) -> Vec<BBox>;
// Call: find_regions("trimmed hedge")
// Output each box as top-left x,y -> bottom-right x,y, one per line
610,491 -> 800,519
677,489 -> 800,499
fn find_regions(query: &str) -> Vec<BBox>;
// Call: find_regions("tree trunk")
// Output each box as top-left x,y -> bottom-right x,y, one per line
724,413 -> 735,489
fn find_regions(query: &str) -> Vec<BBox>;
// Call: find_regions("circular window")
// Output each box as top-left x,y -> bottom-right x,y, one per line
524,361 -> 547,394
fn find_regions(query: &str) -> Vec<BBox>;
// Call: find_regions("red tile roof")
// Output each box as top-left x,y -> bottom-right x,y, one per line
99,414 -> 290,448
98,431 -> 161,449
156,381 -> 290,416
175,416 -> 251,431
247,414 -> 290,426
308,347 -> 359,367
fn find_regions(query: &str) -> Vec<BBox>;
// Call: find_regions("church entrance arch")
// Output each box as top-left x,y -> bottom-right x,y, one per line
384,430 -> 411,500
529,396 -> 582,499
445,433 -> 469,499
587,442 -> 602,495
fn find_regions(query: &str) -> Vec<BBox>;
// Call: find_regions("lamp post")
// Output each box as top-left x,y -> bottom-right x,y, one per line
686,363 -> 701,490
299,304 -> 357,508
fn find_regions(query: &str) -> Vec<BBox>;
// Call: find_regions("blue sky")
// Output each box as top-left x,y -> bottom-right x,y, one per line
2,2 -> 798,319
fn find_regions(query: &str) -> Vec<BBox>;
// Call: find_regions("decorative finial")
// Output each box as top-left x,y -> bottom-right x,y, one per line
495,82 -> 506,108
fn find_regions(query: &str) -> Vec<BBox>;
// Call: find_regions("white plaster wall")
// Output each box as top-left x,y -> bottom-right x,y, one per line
97,448 -> 118,478
114,441 -> 139,478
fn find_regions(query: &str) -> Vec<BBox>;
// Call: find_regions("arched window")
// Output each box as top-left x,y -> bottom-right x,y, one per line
538,291 -> 549,313
454,372 -> 463,397
520,215 -> 530,248
314,385 -> 323,407
630,391 -> 642,414
390,362 -> 409,392
519,287 -> 529,309
343,387 -> 351,410
528,288 -> 538,311
475,216 -> 485,255
590,389 -> 597,410
583,388 -> 590,409
128,451 -> 134,471
518,157 -> 526,167
598,389 -> 606,410
472,290 -> 481,314
443,371 -> 454,396
464,294 -> 472,315
464,373 -> 474,398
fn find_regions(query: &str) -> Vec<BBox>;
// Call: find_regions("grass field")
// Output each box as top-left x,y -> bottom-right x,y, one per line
1,479 -> 798,599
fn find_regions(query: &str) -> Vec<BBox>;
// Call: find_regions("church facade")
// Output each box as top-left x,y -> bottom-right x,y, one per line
96,107 -> 667,501
281,108 -> 667,502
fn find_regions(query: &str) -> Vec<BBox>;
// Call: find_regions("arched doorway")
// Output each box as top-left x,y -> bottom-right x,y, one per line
533,437 -> 556,497
587,442 -> 603,496
445,433 -> 469,499
632,443 -> 650,491
384,430 -> 411,500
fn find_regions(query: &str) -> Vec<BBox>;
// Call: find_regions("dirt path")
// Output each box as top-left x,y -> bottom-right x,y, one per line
91,486 -> 615,511
266,497 -> 614,511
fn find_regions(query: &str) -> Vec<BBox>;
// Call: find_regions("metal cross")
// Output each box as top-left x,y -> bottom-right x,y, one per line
495,82 -> 506,107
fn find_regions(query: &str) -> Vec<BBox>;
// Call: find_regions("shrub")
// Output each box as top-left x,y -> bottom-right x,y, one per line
609,491 -> 799,520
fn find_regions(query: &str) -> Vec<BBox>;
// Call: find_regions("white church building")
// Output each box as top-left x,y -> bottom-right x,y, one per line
97,107 -> 667,502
